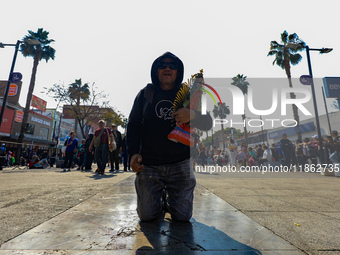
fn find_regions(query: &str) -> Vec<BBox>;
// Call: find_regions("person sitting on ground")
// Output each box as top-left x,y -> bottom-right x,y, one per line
29,155 -> 42,169
248,147 -> 256,166
259,145 -> 271,169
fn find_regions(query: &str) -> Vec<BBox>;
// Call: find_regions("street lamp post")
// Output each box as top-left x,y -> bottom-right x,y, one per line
0,39 -> 41,128
305,46 -> 333,165
0,40 -> 21,127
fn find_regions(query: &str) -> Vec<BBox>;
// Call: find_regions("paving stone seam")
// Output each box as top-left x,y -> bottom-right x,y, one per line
0,173 -> 134,246
196,182 -> 308,255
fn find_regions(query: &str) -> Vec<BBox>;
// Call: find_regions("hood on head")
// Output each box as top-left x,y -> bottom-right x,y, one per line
151,52 -> 184,88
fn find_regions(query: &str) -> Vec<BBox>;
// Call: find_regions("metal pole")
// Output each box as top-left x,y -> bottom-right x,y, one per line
0,40 -> 21,127
306,46 -> 325,164
322,87 -> 332,134
242,112 -> 248,147
260,115 -> 266,145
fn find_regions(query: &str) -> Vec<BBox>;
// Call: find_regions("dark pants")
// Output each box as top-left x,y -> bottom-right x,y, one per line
79,153 -> 85,167
109,148 -> 120,170
85,150 -> 94,170
258,159 -> 268,169
95,143 -> 109,173
123,151 -> 130,170
296,155 -> 304,167
135,159 -> 196,222
283,150 -> 292,167
64,151 -> 74,170
0,156 -> 4,170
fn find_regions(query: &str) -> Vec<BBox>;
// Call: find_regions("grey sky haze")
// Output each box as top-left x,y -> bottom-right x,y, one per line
1,0 -> 339,131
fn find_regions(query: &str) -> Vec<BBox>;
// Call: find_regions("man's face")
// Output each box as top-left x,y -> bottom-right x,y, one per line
112,126 -> 117,131
99,122 -> 105,128
283,135 -> 287,139
157,58 -> 178,88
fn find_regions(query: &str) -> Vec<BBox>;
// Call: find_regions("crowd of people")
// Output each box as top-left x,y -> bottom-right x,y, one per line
0,121 -> 131,173
193,131 -> 340,170
60,121 -> 130,174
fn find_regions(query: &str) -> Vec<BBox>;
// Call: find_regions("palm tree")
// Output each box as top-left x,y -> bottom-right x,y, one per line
267,30 -> 305,140
69,78 -> 90,135
212,102 -> 230,150
17,28 -> 55,159
231,74 -> 250,146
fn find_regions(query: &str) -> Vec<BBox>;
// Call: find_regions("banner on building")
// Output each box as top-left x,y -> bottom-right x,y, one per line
8,84 -> 18,96
0,107 -> 15,134
15,110 -> 24,122
31,95 -> 47,112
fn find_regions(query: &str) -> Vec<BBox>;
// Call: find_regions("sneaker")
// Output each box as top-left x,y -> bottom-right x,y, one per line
68,169 -> 71,171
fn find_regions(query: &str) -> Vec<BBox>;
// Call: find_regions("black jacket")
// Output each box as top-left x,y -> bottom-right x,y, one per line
127,52 -> 212,166
112,130 -> 122,149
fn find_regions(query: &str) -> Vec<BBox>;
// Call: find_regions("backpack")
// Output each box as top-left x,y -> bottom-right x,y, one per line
303,143 -> 317,158
142,84 -> 155,123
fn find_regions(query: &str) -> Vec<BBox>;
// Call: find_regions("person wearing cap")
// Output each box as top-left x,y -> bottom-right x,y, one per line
0,143 -> 6,170
127,52 -> 212,222
89,120 -> 114,174
109,124 -> 122,172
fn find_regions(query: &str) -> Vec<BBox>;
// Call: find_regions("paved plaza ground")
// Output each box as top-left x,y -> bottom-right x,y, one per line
0,164 -> 339,254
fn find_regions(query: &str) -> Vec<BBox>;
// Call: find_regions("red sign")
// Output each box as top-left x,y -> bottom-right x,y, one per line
8,84 -> 18,96
0,107 -> 14,134
15,110 -> 24,122
31,95 -> 47,112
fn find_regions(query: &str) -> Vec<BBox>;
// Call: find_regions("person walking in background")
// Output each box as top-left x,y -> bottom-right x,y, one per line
270,143 -> 279,162
77,139 -> 86,170
330,130 -> 340,164
109,124 -> 122,172
90,120 -> 114,175
295,140 -> 304,167
122,135 -> 130,171
324,136 -> 335,165
280,133 -> 293,168
228,139 -> 237,167
84,134 -> 94,171
63,131 -> 78,172
0,143 -> 6,170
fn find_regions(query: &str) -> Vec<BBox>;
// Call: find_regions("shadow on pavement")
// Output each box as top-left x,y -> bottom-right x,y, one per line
88,172 -> 117,180
136,216 -> 262,254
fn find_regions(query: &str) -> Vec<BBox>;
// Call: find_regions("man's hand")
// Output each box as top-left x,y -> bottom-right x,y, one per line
130,154 -> 144,173
171,108 -> 195,127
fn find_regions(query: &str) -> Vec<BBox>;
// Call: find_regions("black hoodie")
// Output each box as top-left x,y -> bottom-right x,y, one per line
127,52 -> 212,166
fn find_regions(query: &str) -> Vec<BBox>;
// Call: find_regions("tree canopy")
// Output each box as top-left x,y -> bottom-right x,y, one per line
46,80 -> 124,137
